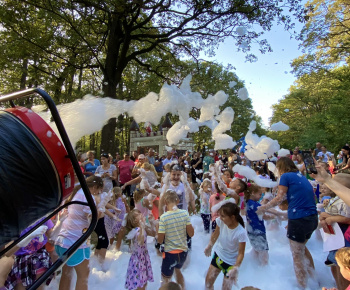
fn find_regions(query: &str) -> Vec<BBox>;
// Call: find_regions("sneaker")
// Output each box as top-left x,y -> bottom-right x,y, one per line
324,259 -> 335,267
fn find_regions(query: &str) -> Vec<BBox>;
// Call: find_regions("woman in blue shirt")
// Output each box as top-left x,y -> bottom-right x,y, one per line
83,151 -> 100,176
256,157 -> 318,289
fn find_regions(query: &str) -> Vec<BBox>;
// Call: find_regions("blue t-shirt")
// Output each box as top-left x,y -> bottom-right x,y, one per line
246,199 -> 266,234
279,171 -> 317,219
85,159 -> 100,174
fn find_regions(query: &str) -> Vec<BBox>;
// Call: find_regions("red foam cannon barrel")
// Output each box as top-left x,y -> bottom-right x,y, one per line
0,106 -> 74,246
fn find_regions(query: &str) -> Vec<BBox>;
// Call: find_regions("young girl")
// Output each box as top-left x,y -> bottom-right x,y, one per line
200,179 -> 212,233
104,187 -> 129,250
204,201 -> 248,290
5,220 -> 54,289
55,175 -> 104,290
124,209 -> 154,290
134,188 -> 153,223
244,184 -> 278,266
210,182 -> 226,231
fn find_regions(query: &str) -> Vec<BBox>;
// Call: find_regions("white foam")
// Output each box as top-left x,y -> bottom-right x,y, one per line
270,121 -> 289,131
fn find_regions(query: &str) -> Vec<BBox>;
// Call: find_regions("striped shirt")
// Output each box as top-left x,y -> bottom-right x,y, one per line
158,209 -> 191,252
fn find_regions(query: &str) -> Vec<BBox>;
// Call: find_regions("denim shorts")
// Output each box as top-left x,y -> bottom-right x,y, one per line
55,245 -> 90,267
161,251 -> 188,278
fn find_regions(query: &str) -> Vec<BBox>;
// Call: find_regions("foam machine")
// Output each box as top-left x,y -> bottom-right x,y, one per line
0,88 -> 97,289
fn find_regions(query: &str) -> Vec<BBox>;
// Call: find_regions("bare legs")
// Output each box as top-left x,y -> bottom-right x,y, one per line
161,269 -> 185,289
205,265 -> 221,290
289,239 -> 315,288
59,259 -> 89,290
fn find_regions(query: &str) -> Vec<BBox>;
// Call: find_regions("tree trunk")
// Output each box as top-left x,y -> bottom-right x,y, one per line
20,58 -> 28,90
100,117 -> 117,154
89,133 -> 95,151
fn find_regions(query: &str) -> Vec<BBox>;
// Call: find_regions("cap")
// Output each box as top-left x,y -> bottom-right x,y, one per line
138,154 -> 146,159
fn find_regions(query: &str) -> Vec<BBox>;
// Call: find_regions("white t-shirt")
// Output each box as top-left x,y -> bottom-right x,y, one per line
55,189 -> 94,249
214,218 -> 248,265
317,151 -> 332,162
161,183 -> 187,210
95,164 -> 116,192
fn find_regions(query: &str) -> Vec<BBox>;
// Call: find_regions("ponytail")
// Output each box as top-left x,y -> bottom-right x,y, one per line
66,175 -> 104,203
219,202 -> 245,228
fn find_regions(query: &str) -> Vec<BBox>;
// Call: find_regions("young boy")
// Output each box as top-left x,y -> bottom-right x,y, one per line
158,190 -> 194,289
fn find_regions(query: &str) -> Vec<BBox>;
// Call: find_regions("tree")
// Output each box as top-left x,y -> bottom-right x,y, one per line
293,0 -> 350,77
268,65 -> 350,152
0,0 -> 307,150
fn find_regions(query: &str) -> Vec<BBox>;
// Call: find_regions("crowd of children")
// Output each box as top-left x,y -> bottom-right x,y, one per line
4,146 -> 350,290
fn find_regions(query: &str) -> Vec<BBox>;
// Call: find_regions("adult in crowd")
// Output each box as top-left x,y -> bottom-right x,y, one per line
118,153 -> 135,199
203,150 -> 215,174
191,152 -> 202,188
228,149 -> 242,165
95,153 -> 118,192
317,146 -> 333,163
335,146 -> 350,174
130,150 -> 138,162
257,157 -> 318,289
147,148 -> 156,165
314,142 -> 323,160
83,151 -> 100,176
154,152 -> 164,180
162,151 -> 173,168
131,154 -> 146,178
113,152 -> 121,166
296,153 -> 306,175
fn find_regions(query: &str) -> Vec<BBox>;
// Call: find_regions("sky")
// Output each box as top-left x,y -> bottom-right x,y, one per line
204,20 -> 305,128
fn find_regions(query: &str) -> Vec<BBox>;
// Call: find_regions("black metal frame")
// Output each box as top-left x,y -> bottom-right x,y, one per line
0,88 -> 98,289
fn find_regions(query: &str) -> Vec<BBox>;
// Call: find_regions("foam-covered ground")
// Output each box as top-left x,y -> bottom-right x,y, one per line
47,215 -> 335,289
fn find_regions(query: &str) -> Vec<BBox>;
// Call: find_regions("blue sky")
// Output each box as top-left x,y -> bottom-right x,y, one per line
204,20 -> 305,128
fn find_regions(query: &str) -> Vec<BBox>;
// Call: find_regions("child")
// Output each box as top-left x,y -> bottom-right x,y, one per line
5,220 -> 54,290
134,188 -> 153,223
335,247 -> 350,290
158,190 -> 194,289
55,176 -> 104,290
104,187 -> 129,250
210,182 -> 226,231
204,201 -> 248,290
200,179 -> 212,233
244,184 -> 278,266
124,209 -> 154,290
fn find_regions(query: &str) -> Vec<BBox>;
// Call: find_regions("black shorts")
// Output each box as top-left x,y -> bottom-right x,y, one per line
161,251 -> 188,278
210,252 -> 234,277
287,214 -> 318,243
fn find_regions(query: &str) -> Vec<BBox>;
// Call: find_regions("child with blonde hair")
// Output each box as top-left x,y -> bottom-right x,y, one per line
124,209 -> 154,290
200,179 -> 212,233
158,190 -> 194,289
104,187 -> 129,250
134,188 -> 153,223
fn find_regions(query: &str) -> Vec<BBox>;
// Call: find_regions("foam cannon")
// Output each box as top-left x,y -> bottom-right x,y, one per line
0,88 -> 97,289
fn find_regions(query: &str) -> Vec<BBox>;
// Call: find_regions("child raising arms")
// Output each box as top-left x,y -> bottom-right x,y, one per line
204,201 -> 248,290
124,209 -> 154,290
244,184 -> 278,266
200,179 -> 212,233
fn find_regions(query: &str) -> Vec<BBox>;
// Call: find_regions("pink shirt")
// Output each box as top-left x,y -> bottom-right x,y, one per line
209,193 -> 225,221
118,160 -> 135,184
